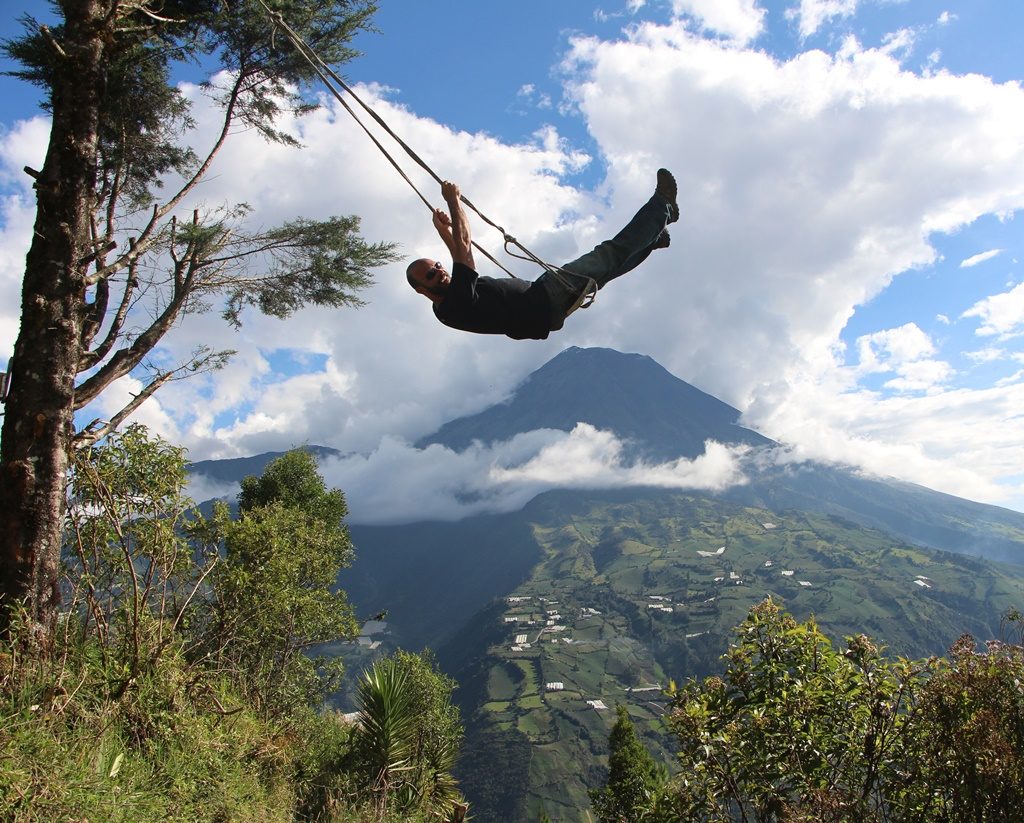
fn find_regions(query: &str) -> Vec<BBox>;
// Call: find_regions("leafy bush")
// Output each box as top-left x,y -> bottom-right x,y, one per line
657,598 -> 1024,822
1,428 -> 466,822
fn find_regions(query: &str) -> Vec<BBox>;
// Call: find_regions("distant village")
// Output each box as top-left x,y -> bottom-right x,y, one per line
496,519 -> 939,712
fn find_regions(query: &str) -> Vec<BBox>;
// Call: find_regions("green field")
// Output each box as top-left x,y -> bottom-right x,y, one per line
458,490 -> 1024,822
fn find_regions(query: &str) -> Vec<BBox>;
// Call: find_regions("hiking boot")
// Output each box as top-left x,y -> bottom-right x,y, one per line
656,168 -> 679,223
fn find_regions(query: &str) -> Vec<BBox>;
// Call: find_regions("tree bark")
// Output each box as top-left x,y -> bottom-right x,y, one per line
0,3 -> 107,641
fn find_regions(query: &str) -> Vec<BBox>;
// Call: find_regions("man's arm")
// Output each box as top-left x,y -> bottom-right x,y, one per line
441,180 -> 475,270
432,207 -> 456,255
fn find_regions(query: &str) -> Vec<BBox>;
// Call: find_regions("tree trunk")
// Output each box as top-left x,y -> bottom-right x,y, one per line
0,3 -> 107,642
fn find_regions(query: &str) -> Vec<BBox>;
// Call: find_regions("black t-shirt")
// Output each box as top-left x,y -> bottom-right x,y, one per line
433,262 -> 552,340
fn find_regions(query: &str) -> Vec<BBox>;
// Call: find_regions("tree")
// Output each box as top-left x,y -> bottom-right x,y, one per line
197,449 -> 359,717
0,0 -> 397,640
659,598 -> 1024,822
6,426 -> 456,820
589,704 -> 667,822
239,447 -> 348,523
63,423 -> 212,688
891,627 -> 1024,819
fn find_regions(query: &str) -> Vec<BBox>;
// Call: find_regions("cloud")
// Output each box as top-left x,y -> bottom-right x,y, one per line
490,424 -> 748,490
960,248 -> 1003,268
185,474 -> 240,506
0,116 -> 49,190
856,323 -> 935,373
962,282 -> 1024,338
0,118 -> 49,361
288,424 -> 750,524
965,347 -> 1006,364
853,324 -> 950,393
516,84 -> 553,111
785,0 -> 859,39
669,0 -> 767,45
745,377 -> 1024,507
881,358 -> 953,393
880,28 -> 917,60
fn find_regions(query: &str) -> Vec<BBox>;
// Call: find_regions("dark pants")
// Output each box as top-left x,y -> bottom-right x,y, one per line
537,194 -> 673,329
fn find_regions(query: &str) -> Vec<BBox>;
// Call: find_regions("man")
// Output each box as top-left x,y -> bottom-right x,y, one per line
406,169 -> 679,340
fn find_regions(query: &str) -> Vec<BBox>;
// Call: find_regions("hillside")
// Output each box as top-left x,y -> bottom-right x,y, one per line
340,487 -> 1024,821
188,347 -> 1024,567
186,346 -> 1024,821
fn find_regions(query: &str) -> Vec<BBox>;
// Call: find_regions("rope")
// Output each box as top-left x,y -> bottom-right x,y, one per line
258,2 -> 597,309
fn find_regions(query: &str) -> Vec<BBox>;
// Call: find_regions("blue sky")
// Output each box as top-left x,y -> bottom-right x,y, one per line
3,0 -> 1024,522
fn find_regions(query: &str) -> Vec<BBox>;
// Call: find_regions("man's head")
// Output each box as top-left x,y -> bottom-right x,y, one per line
406,257 -> 451,302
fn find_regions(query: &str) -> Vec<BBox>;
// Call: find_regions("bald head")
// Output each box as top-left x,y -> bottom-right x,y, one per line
406,257 -> 451,301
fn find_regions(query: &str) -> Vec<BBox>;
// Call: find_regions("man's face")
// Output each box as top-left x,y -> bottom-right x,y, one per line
410,258 -> 451,298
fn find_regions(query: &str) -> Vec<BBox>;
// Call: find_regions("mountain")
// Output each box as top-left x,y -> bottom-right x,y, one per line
417,345 -> 1024,566
187,346 -> 1024,821
726,462 -> 1024,565
187,444 -> 341,484
188,346 -> 1024,566
418,346 -> 774,460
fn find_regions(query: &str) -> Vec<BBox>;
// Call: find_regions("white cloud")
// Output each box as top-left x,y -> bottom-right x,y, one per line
670,0 -> 767,45
854,324 -> 950,393
882,358 -> 952,393
965,347 -> 1006,364
785,0 -> 859,39
309,424 -> 750,524
0,118 -> 49,361
516,84 -> 553,111
80,374 -> 181,442
960,248 -> 1003,268
937,12 -> 956,26
856,323 -> 935,373
962,282 -> 1024,338
490,425 -> 748,491
0,116 -> 49,191
746,377 -> 1024,508
880,27 -> 917,60
185,474 -> 240,506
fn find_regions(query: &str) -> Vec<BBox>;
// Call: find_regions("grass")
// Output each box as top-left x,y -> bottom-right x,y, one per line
0,651 -> 300,823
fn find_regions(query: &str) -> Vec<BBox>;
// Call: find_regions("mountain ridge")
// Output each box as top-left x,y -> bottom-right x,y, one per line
417,346 -> 775,460
188,346 -> 1024,565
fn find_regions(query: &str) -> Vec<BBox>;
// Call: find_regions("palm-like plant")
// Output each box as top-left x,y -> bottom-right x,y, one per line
354,659 -> 416,815
351,654 -> 468,821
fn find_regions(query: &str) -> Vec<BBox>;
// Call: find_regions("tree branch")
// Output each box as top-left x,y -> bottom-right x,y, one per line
79,244 -> 140,372
74,348 -> 231,446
